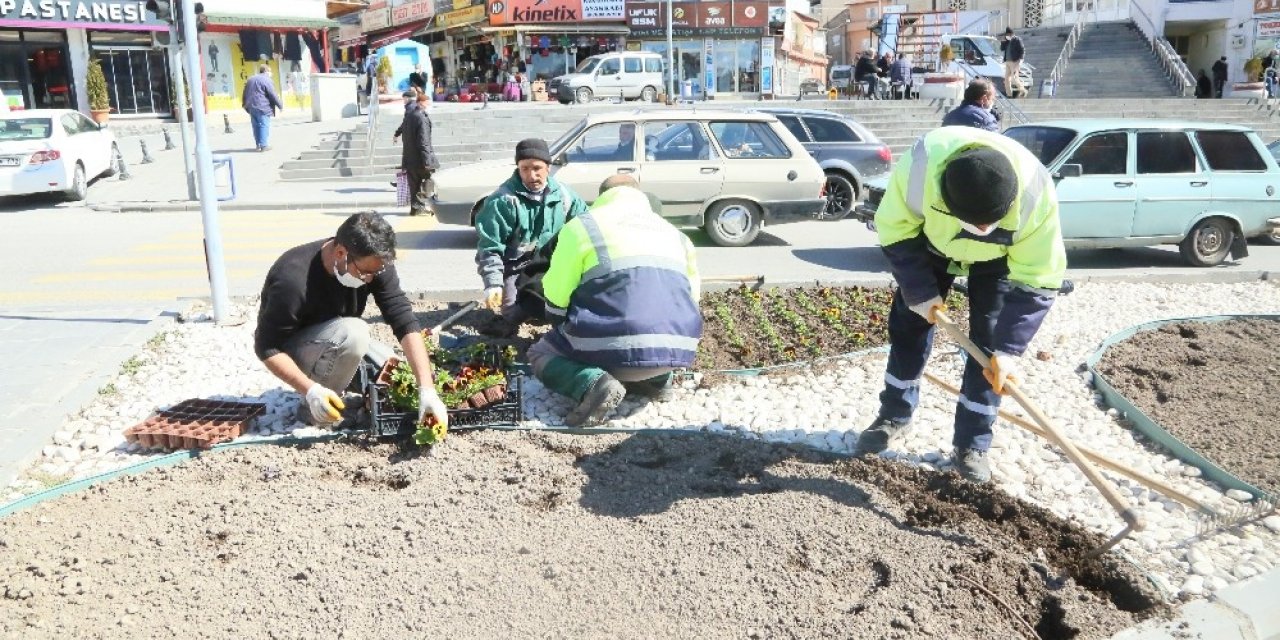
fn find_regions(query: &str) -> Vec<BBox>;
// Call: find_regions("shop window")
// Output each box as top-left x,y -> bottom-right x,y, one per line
708,121 -> 791,159
624,57 -> 642,74
712,39 -> 760,93
643,121 -> 716,161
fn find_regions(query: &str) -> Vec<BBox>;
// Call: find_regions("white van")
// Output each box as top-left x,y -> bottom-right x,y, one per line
937,34 -> 1034,95
829,64 -> 853,90
549,51 -> 665,104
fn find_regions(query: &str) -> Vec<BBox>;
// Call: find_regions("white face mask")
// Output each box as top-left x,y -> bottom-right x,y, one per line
959,221 -> 997,237
334,254 -> 366,288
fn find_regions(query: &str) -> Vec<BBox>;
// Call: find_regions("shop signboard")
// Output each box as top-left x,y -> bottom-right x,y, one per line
760,36 -> 774,97
626,0 -> 768,38
435,2 -> 484,27
392,0 -> 435,26
703,36 -> 714,94
0,0 -> 167,30
488,0 -> 621,25
1259,16 -> 1280,38
362,0 -> 391,32
453,0 -> 471,7
1258,0 -> 1280,15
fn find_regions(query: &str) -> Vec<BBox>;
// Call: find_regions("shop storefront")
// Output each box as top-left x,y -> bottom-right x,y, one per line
486,0 -> 627,82
624,0 -> 768,99
416,1 -> 488,89
0,0 -> 167,114
196,1 -> 338,113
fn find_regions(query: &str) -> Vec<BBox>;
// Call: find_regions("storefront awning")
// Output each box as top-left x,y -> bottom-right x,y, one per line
204,14 -> 340,29
482,25 -> 630,35
368,21 -> 430,49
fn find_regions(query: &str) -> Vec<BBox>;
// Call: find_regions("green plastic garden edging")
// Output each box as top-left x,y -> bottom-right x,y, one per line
0,346 -> 897,519
1086,313 -> 1279,503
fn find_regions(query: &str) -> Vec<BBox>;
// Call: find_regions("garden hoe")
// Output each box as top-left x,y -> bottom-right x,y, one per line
931,310 -> 1145,560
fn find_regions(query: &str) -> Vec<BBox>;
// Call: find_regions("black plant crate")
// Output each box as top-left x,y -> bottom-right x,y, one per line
357,350 -> 525,438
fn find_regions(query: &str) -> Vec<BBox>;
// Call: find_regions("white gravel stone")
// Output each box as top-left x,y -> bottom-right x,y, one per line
1224,489 -> 1254,502
1179,576 -> 1205,597
1263,516 -> 1280,534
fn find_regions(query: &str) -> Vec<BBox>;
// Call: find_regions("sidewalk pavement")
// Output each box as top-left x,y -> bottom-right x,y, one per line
88,112 -> 397,213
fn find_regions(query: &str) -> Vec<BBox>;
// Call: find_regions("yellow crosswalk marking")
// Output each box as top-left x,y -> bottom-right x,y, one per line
36,269 -> 260,284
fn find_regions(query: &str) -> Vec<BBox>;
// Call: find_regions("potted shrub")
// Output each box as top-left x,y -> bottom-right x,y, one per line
376,54 -> 392,95
86,59 -> 111,124
1230,56 -> 1266,98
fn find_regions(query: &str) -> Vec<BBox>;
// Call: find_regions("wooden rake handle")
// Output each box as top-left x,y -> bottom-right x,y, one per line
923,372 -> 1213,516
932,310 -> 1145,533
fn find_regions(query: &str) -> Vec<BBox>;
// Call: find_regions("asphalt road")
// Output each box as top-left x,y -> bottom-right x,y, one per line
4,202 -> 1280,311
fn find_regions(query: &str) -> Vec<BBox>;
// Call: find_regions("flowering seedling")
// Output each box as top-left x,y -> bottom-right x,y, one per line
413,416 -> 448,446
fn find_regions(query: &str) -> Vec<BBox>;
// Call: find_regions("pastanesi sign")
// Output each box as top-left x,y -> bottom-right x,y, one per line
0,0 -> 166,28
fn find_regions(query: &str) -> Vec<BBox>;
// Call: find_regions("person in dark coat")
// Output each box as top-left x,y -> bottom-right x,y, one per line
408,64 -> 429,92
1196,69 -> 1213,99
1000,27 -> 1026,97
1212,56 -> 1228,98
942,78 -> 1001,131
242,64 -> 284,151
855,51 -> 880,99
400,92 -> 439,217
889,54 -> 914,99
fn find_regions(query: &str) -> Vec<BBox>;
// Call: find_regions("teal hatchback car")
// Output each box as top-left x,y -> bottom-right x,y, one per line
855,121 -> 1280,266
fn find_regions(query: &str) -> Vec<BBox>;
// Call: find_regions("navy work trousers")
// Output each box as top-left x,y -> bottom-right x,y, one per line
878,253 -> 1011,452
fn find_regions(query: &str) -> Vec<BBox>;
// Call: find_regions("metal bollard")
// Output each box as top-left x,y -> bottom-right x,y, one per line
139,139 -> 154,164
116,148 -> 131,180
223,113 -> 233,134
162,128 -> 175,151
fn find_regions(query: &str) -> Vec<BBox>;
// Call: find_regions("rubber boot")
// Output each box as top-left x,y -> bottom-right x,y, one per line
565,374 -> 626,427
623,372 -> 675,402
853,417 -> 914,457
536,355 -> 605,403
952,448 -> 991,483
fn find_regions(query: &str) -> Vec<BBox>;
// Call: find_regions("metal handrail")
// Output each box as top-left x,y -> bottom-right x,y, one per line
955,60 -> 1029,125
956,9 -> 1001,36
1047,6 -> 1092,98
1131,1 -> 1194,96
365,88 -> 379,168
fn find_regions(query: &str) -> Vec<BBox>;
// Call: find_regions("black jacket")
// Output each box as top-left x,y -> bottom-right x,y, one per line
855,56 -> 878,81
1001,36 -> 1024,62
408,71 -> 428,90
1212,59 -> 1228,81
401,104 -> 439,171
942,102 -> 1000,132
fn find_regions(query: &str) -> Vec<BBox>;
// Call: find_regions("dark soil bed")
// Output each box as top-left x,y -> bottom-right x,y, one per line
369,286 -> 967,373
1097,317 -> 1280,496
0,431 -> 1162,638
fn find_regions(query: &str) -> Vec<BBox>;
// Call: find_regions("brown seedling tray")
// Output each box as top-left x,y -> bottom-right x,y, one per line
123,399 -> 267,451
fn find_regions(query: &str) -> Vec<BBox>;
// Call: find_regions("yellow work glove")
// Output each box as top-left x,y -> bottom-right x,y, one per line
982,352 -> 1021,395
305,383 -> 346,424
907,296 -> 945,324
484,287 -> 503,312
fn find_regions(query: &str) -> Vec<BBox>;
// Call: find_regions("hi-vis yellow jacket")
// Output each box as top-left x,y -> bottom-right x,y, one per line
875,127 -> 1067,356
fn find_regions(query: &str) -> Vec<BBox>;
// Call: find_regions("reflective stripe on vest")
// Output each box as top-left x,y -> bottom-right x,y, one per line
562,332 -> 701,354
577,213 -> 612,275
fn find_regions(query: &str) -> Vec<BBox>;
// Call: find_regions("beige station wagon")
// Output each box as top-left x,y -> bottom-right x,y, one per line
431,109 -> 827,246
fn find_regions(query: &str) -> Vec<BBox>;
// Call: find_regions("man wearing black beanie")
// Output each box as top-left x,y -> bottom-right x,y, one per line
854,127 -> 1066,484
474,137 -> 588,333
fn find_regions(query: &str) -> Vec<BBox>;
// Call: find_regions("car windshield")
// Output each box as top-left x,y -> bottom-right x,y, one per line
0,118 -> 53,141
970,37 -> 1001,58
576,58 -> 600,74
831,68 -> 851,79
548,120 -> 587,156
1004,126 -> 1077,166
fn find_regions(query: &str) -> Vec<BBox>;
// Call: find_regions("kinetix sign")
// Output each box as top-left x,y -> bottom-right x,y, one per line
489,0 -> 616,26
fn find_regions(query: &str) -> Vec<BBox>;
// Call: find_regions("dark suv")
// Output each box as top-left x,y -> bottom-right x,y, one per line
753,108 -> 893,219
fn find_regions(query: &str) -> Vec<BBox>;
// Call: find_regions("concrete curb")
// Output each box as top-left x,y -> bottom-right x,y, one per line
87,199 -> 397,213
1111,566 -> 1280,640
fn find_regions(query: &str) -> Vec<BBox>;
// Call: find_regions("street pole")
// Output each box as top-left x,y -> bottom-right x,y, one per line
178,0 -> 231,324
168,23 -> 196,201
666,0 -> 674,99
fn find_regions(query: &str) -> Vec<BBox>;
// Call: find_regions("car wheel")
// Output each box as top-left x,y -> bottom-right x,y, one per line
103,144 -> 121,178
820,171 -> 856,221
640,86 -> 657,102
64,163 -> 87,202
704,199 -> 762,247
575,87 -> 593,104
1178,217 -> 1234,267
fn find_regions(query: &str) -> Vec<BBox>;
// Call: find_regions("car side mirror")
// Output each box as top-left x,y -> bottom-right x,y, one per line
552,154 -> 566,166
1057,163 -> 1082,179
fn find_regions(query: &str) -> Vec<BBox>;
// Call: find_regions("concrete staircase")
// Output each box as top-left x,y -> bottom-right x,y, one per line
279,98 -> 1280,182
1054,21 -> 1177,98
1015,24 -> 1075,90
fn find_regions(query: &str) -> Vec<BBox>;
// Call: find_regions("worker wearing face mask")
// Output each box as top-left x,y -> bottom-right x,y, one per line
254,211 -> 447,430
854,127 -> 1066,484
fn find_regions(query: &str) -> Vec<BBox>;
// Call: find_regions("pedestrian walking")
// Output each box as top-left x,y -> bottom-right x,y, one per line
528,174 -> 701,426
942,78 -> 1001,131
1212,56 -> 1228,99
363,55 -> 378,99
1000,27 -> 1026,98
400,90 -> 439,217
242,64 -> 283,151
254,211 -> 447,429
855,127 -> 1066,484
475,138 -> 589,334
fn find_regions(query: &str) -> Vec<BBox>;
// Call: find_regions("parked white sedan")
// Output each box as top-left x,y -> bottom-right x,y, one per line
0,109 -> 120,201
